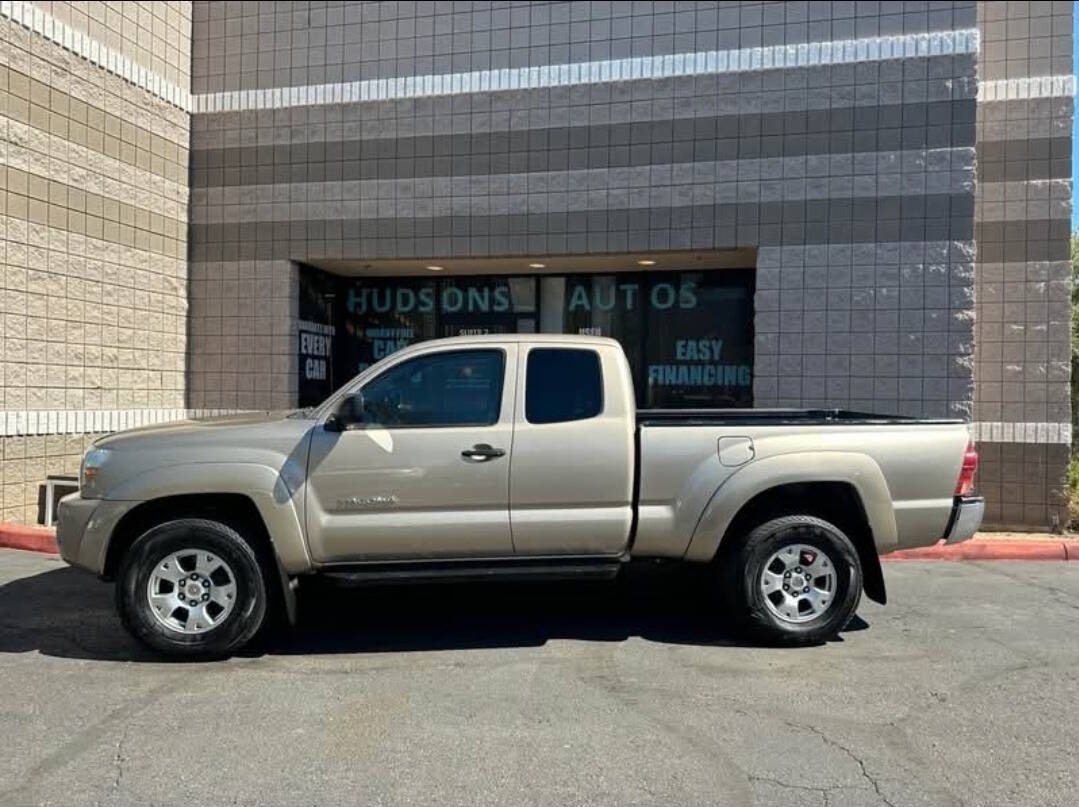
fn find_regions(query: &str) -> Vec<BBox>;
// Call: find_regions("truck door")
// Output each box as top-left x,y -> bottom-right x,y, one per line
509,344 -> 635,555
305,345 -> 517,562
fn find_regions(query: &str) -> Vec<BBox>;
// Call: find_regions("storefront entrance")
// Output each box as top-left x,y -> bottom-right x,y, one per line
298,261 -> 755,410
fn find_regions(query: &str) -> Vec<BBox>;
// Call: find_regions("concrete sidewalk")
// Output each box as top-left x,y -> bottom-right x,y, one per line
2,521 -> 1076,561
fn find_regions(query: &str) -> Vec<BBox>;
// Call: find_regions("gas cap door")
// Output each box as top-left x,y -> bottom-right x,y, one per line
718,436 -> 755,467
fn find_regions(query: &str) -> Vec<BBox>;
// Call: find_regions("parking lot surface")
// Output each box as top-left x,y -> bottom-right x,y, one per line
0,547 -> 1076,807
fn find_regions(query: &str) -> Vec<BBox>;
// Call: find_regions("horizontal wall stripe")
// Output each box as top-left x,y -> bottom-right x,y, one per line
190,29 -> 980,114
191,176 -> 975,225
0,168 -> 187,240
190,148 -> 975,221
974,137 -> 1073,183
189,196 -> 977,260
977,178 -> 1073,199
1,66 -> 189,186
975,136 -> 1073,158
0,0 -> 190,112
0,202 -> 187,263
0,409 -> 252,438
190,76 -> 977,139
976,179 -> 1072,221
0,174 -> 187,257
2,119 -> 189,223
975,218 -> 1072,239
190,102 -> 977,188
978,75 -> 1077,101
973,421 -> 1072,445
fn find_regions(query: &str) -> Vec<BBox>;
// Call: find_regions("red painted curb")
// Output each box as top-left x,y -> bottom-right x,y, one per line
0,524 -> 58,554
883,539 -> 1074,562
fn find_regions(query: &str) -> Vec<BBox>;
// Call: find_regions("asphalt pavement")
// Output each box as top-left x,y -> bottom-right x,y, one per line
0,547 -> 1076,807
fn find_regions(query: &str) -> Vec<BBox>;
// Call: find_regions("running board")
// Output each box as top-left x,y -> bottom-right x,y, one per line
321,556 -> 625,586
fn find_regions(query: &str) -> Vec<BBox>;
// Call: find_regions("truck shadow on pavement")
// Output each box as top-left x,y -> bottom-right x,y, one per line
0,562 -> 867,662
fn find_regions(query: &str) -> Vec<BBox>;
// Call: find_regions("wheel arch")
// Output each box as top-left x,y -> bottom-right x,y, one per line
711,481 -> 886,605
104,493 -> 297,624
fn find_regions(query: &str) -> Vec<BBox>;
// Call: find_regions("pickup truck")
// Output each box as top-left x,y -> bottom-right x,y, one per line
57,334 -> 983,657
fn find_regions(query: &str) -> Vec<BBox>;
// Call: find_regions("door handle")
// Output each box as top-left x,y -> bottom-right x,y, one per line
461,443 -> 506,461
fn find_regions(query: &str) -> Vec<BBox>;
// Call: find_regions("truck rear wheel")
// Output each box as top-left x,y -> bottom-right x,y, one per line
117,518 -> 270,658
721,515 -> 862,645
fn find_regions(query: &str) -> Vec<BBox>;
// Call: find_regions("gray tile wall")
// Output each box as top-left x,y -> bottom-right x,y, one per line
192,1 -> 978,93
189,38 -> 981,421
975,0 -> 1073,529
184,1 -> 1071,529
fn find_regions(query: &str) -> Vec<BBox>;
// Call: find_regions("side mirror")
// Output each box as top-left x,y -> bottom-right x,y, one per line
325,391 -> 365,431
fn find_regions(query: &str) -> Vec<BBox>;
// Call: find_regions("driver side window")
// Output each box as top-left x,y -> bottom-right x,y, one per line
360,349 -> 505,428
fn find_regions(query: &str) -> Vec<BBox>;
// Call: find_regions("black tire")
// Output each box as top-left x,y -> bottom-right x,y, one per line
116,518 -> 270,659
720,515 -> 863,646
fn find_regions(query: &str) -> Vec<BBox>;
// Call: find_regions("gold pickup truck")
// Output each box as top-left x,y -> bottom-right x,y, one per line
57,335 -> 983,658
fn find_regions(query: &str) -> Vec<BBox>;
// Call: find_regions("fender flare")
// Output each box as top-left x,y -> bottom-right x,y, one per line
106,463 -> 310,575
683,451 -> 898,563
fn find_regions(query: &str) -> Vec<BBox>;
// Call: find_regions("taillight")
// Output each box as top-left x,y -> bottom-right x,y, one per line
955,440 -> 978,496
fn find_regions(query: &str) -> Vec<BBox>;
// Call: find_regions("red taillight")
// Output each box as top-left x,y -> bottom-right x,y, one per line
955,440 -> 978,496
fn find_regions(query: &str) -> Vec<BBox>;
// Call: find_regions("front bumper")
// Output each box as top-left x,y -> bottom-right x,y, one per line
943,496 -> 985,545
56,492 -> 137,576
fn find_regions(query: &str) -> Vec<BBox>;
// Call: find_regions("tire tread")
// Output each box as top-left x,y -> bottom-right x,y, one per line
721,514 -> 863,646
116,517 -> 269,658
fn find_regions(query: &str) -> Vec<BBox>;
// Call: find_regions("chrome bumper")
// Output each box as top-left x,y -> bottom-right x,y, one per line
944,496 -> 984,545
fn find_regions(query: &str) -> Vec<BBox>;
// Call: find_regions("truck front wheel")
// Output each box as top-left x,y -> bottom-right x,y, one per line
117,518 -> 270,658
721,515 -> 863,645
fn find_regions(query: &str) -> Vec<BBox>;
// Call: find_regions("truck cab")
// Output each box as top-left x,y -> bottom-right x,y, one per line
305,336 -> 636,562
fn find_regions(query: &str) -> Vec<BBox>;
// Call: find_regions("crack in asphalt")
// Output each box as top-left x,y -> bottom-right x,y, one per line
0,671 -> 194,804
111,727 -> 128,793
748,773 -> 830,806
571,669 -> 930,807
573,648 -> 756,806
782,720 -> 897,807
570,650 -> 961,807
883,721 -> 968,807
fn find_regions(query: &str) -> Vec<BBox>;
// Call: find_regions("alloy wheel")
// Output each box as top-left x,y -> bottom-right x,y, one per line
758,543 -> 838,624
146,549 -> 238,634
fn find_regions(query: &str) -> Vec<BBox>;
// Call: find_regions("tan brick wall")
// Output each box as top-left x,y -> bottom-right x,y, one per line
32,1 -> 191,90
0,3 -> 191,524
0,432 -> 93,521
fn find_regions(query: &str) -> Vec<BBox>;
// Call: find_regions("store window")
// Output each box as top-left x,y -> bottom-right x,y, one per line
535,269 -> 753,408
642,272 -> 754,408
339,276 -> 534,380
298,265 -> 754,409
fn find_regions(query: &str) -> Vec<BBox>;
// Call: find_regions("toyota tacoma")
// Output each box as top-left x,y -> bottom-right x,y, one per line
57,335 -> 983,657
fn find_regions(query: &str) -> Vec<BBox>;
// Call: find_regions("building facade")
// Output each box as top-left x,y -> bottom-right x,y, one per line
0,1 -> 1073,531
0,1 -> 191,525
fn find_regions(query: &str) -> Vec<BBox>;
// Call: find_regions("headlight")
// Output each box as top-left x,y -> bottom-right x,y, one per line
79,448 -> 112,497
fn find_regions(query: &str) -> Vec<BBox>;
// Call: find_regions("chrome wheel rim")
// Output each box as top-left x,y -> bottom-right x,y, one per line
146,549 -> 237,635
759,543 -> 838,624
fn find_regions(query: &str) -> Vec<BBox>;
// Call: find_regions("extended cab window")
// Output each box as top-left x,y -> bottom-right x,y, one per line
361,349 -> 504,427
526,348 -> 603,424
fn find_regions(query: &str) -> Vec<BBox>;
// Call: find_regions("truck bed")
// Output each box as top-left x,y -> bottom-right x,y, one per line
631,408 -> 972,560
